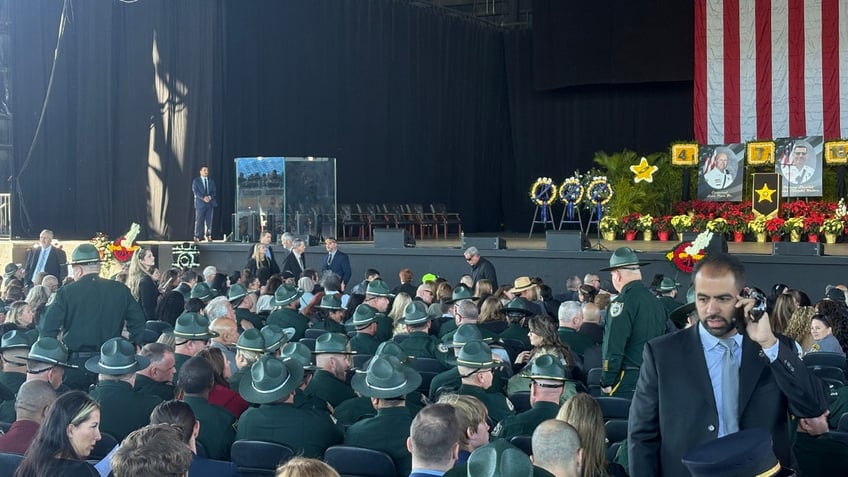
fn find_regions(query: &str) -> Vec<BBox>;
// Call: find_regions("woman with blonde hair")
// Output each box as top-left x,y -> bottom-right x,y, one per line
435,281 -> 453,303
785,306 -> 817,352
388,292 -> 413,335
557,393 -> 626,477
474,279 -> 493,301
126,247 -> 158,321
25,285 -> 50,327
276,457 -> 340,477
478,296 -> 507,334
0,300 -> 35,335
245,243 -> 272,286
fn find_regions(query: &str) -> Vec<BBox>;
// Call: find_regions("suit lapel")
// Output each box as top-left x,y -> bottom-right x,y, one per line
684,325 -> 718,412
738,336 -> 766,413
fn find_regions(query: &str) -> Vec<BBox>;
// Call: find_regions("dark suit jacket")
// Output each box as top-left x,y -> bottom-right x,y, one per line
281,251 -> 305,278
192,176 -> 218,209
24,245 -> 67,284
245,244 -> 280,275
321,250 -> 351,285
628,325 -> 827,477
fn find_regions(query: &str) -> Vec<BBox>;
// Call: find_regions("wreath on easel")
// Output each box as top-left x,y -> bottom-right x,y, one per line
529,177 -> 557,206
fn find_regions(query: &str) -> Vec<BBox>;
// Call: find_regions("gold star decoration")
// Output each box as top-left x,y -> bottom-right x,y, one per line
755,183 -> 776,203
630,157 -> 659,183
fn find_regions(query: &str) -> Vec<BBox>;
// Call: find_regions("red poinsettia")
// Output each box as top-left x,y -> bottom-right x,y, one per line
803,213 -> 825,234
765,217 -> 785,234
620,212 -> 641,232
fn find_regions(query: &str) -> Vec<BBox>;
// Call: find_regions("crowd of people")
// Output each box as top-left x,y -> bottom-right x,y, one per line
0,232 -> 845,476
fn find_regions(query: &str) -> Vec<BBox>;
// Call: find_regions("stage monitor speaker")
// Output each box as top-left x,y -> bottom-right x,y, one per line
461,235 -> 506,250
546,231 -> 589,251
374,229 -> 415,248
772,242 -> 823,256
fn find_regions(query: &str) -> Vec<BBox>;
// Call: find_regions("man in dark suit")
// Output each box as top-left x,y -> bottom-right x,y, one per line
24,229 -> 67,285
321,237 -> 351,287
628,253 -> 827,477
192,166 -> 217,243
408,403 -> 459,477
280,237 -> 306,278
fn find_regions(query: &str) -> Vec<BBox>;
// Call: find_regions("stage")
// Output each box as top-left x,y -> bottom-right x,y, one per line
5,232 -> 845,298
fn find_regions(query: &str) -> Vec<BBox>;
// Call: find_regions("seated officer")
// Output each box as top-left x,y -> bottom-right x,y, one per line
260,324 -> 294,357
0,330 -> 36,422
499,298 -> 534,351
229,328 -> 265,391
229,283 -> 262,330
134,342 -> 177,402
312,294 -> 347,334
429,324 -> 483,401
304,333 -> 356,408
492,355 -> 565,441
361,279 -> 395,342
349,305 -> 381,355
172,312 -> 218,383
398,301 -> 450,367
26,337 -> 76,392
237,356 -> 342,457
437,285 -> 479,339
442,298 -> 500,346
280,341 -> 330,414
346,355 -> 422,476
88,337 -> 162,441
178,356 -> 235,461
454,340 -> 514,425
531,419 -> 583,477
266,285 -> 308,341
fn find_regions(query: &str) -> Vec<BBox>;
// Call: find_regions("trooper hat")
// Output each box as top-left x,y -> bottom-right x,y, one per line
356,340 -> 411,371
508,277 -> 536,294
236,328 -> 266,353
27,337 -> 78,368
260,325 -> 296,353
280,342 -> 317,371
173,312 -> 219,341
400,301 -> 431,326
365,279 -> 394,297
0,329 -> 36,351
228,283 -> 249,306
273,285 -> 303,307
351,304 -> 377,328
825,287 -> 846,303
190,282 -> 216,301
66,244 -> 101,266
669,287 -> 697,327
351,355 -> 422,399
656,277 -> 680,293
600,247 -> 650,271
312,333 -> 356,355
318,294 -> 345,310
239,356 -> 304,404
456,340 -> 499,369
85,337 -> 150,375
448,324 -> 483,348
502,298 -> 534,317
447,285 -> 478,304
467,439 -> 533,477
527,354 -> 566,382
3,263 -> 18,279
681,427 -> 788,477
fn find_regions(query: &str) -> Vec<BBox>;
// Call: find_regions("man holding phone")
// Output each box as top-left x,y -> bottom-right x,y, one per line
627,253 -> 827,476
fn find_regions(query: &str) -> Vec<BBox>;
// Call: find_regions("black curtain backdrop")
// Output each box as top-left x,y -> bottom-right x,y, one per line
9,0 -> 692,240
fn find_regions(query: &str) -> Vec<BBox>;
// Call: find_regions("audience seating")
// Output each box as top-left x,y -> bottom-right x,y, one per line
838,412 -> 848,432
0,452 -> 22,475
352,354 -> 373,370
605,419 -> 628,444
587,368 -> 603,397
324,445 -> 397,477
595,396 -> 632,421
508,391 -> 531,413
334,203 -> 462,241
509,435 -> 532,456
338,204 -> 368,241
231,440 -> 295,477
304,328 -> 330,340
803,352 -> 847,372
431,203 -> 462,238
408,357 -> 448,394
145,320 -> 173,334
299,338 -> 316,351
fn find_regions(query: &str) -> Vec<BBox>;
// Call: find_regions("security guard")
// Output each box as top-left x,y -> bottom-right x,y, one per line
40,243 -> 146,390
237,356 -> 343,457
87,337 -> 161,441
454,340 -> 514,424
491,354 -> 565,441
346,355 -> 421,476
349,305 -> 381,355
304,333 -> 356,408
600,247 -> 668,399
266,285 -> 308,341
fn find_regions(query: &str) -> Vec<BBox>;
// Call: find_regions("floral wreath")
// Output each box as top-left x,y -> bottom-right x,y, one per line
559,177 -> 584,204
586,176 -> 613,205
666,231 -> 713,273
529,177 -> 557,206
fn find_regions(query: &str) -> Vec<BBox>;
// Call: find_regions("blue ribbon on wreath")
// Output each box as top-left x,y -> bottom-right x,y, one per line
589,185 -> 605,221
562,184 -> 581,221
535,184 -> 552,222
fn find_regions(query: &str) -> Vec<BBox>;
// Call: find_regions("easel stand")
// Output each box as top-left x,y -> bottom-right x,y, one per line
558,204 -> 584,233
587,204 -> 607,251
529,205 -> 556,238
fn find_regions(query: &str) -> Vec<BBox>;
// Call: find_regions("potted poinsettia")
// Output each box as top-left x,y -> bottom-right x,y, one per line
620,213 -> 641,240
765,216 -> 785,242
803,213 -> 825,242
783,217 -> 804,242
599,216 -> 619,241
654,216 -> 673,241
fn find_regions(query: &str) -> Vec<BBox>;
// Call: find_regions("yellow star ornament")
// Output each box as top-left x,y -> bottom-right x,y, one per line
755,183 -> 776,203
630,157 -> 659,183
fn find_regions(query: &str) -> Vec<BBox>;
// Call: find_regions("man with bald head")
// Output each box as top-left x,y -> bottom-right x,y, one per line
208,316 -> 238,375
532,419 -> 583,477
24,229 -> 67,286
0,380 -> 56,454
578,302 -> 603,345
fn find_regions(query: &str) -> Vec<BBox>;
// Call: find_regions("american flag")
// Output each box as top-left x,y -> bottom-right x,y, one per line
694,0 -> 848,145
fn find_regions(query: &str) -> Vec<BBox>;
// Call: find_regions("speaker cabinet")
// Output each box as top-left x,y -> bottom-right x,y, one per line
461,235 -> 506,250
546,231 -> 589,251
374,229 -> 415,248
772,242 -> 823,256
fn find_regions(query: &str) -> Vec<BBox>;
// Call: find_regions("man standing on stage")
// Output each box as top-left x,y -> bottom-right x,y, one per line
193,166 -> 217,243
24,229 -> 67,285
321,237 -> 351,287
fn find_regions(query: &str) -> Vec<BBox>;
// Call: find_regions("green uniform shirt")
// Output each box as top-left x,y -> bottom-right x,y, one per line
173,352 -> 192,386
399,332 -> 451,367
344,406 -> 413,476
305,369 -> 356,408
0,371 -> 24,422
349,332 -> 381,355
429,367 -> 461,401
456,384 -> 514,424
601,281 -> 668,392
658,296 -> 683,315
557,327 -> 596,356
134,374 -> 176,402
491,401 -> 560,441
499,323 -> 532,350
266,308 -> 309,341
313,318 -> 347,335
438,319 -> 458,339
375,313 -> 393,343
234,308 -> 263,329
183,396 -> 235,461
90,380 -> 161,441
236,402 -> 343,458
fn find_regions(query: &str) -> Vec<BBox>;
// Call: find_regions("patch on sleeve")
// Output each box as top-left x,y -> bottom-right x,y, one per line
437,343 -> 450,353
610,302 -> 623,317
506,397 -> 514,411
603,359 -> 609,372
491,422 -> 503,437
